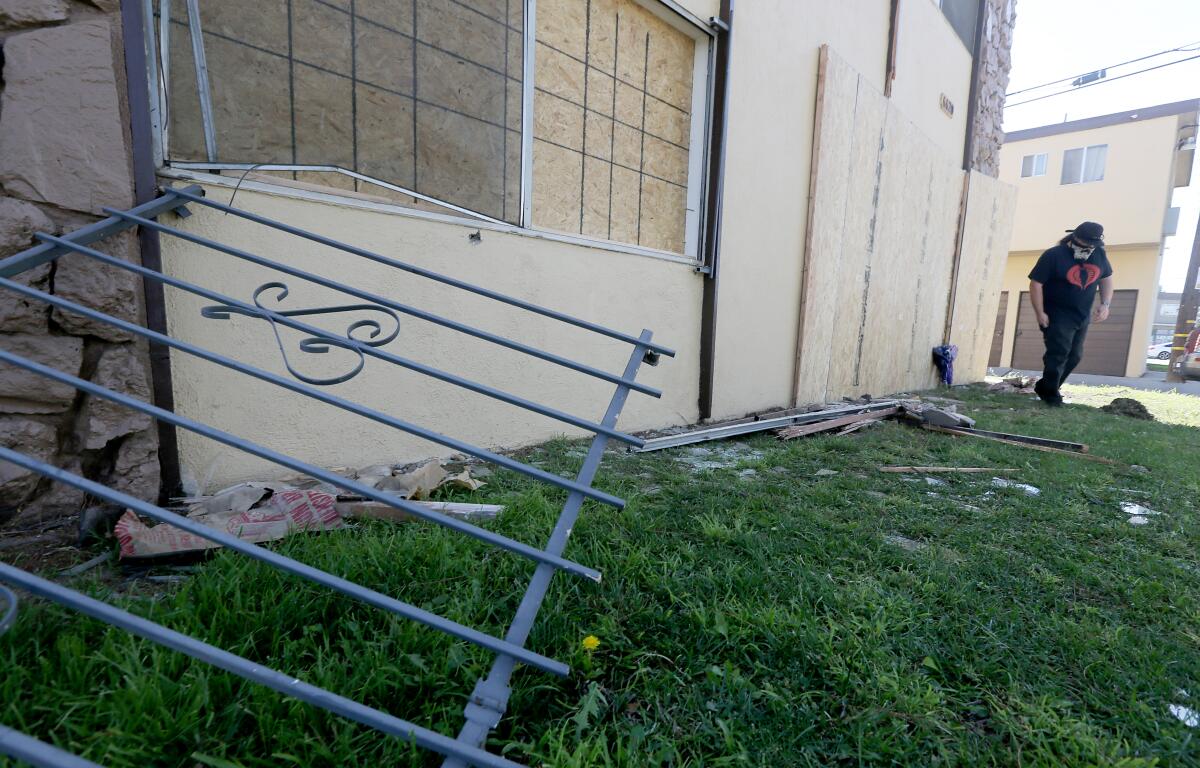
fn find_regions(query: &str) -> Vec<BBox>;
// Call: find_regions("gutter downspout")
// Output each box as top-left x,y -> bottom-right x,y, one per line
119,0 -> 183,502
698,0 -> 733,420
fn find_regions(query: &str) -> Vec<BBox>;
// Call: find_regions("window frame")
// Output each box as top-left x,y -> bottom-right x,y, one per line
144,0 -> 716,266
1020,152 -> 1047,178
1060,143 -> 1108,185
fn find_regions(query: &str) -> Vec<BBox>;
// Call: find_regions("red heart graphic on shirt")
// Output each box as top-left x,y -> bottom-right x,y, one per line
1066,263 -> 1101,289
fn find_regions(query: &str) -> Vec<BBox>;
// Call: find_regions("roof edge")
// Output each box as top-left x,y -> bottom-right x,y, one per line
1004,98 -> 1200,143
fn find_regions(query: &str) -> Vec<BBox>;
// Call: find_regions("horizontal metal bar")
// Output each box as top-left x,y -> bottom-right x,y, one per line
101,208 -> 660,416
0,186 -> 197,279
1,278 -> 622,526
633,401 -> 903,452
160,167 -> 705,269
0,563 -> 525,768
167,187 -> 678,358
170,163 -> 505,225
23,238 -> 627,510
0,445 -> 569,676
109,205 -> 661,399
0,724 -> 103,768
0,348 -> 603,583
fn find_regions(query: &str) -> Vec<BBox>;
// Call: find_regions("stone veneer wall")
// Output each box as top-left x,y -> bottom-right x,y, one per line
0,0 -> 160,542
969,0 -> 1016,178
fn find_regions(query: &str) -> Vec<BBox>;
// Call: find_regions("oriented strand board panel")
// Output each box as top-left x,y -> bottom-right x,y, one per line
947,171 -> 1018,382
532,0 -> 694,254
795,46 -> 966,404
159,0 -> 520,222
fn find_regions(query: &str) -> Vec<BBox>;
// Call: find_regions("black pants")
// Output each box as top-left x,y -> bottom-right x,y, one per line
1040,316 -> 1089,394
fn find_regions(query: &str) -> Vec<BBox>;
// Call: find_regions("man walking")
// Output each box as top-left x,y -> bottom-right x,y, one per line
1028,221 -> 1114,406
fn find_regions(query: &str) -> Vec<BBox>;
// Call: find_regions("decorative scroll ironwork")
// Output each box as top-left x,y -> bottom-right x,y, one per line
0,183 -> 672,767
201,281 -> 400,385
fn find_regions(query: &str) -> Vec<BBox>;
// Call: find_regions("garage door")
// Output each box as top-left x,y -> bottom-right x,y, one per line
988,291 -> 1008,367
1010,289 -> 1138,376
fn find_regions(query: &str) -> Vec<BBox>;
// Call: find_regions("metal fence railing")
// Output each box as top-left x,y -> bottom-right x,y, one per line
0,184 -> 672,767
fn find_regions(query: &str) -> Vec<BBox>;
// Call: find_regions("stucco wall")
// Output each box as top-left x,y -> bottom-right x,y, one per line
709,0 -> 978,418
890,0 -> 972,165
162,184 -> 701,490
708,0 -> 891,419
998,245 -> 1161,377
158,0 -> 995,484
1000,117 -> 1179,252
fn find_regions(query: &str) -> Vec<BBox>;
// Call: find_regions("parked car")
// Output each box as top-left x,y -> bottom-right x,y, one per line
1183,329 -> 1200,380
1147,341 -> 1172,360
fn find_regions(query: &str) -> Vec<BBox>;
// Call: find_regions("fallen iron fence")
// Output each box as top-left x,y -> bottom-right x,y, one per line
0,184 -> 672,767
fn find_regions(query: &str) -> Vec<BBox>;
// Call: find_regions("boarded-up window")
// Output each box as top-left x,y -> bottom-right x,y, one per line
151,0 -> 708,256
159,0 -> 523,222
530,0 -> 697,255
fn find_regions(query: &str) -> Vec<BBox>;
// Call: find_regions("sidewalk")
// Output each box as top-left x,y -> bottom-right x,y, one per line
992,368 -> 1200,396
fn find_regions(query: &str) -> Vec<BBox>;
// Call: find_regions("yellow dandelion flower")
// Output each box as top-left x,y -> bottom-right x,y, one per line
581,635 -> 600,652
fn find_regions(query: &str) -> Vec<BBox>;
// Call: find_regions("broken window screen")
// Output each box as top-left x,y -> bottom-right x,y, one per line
158,0 -> 523,223
531,0 -> 697,255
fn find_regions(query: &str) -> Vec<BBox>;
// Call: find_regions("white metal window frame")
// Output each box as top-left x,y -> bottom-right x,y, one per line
1019,152 -> 1047,178
1060,144 -> 1108,185
143,0 -> 716,268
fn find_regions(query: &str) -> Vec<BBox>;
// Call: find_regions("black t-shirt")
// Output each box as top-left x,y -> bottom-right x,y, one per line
1028,244 -> 1113,323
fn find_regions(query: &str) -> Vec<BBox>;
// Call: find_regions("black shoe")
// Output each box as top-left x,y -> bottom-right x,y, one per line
1034,379 -> 1063,407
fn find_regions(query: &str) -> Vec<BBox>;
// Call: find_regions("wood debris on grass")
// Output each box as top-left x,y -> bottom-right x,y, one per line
777,408 -> 899,440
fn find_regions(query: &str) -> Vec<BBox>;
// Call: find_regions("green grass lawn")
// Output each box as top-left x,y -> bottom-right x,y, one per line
3,384 -> 1200,767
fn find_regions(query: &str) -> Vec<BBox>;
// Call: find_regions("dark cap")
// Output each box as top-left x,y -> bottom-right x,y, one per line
1065,221 -> 1104,247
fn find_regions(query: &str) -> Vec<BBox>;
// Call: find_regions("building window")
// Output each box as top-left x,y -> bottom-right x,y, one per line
1163,303 -> 1179,319
1020,153 -> 1047,178
146,0 -> 713,260
1061,144 -> 1107,185
938,0 -> 979,53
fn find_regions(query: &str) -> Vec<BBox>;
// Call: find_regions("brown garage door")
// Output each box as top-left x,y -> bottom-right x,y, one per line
1011,289 -> 1138,376
988,291 -> 1008,367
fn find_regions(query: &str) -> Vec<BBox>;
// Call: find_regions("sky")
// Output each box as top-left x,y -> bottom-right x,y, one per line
1003,0 -> 1200,292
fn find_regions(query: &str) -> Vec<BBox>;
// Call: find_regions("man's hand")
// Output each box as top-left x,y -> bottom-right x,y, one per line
1037,311 -> 1050,328
1092,304 -> 1110,323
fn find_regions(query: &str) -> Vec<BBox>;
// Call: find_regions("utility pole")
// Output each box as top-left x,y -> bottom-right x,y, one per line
1166,214 -> 1200,382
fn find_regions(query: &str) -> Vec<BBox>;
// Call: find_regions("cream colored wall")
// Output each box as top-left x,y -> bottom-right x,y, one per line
890,0 -> 972,165
709,0 -> 976,418
161,0 -> 985,486
163,186 -> 702,491
1000,117 -> 1179,252
997,245 -> 1162,377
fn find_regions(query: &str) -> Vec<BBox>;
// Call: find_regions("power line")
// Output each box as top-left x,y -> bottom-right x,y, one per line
1006,52 -> 1200,108
1006,40 -> 1200,97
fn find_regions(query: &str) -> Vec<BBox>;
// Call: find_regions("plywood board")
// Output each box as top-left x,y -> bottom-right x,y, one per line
795,46 -> 1001,404
531,0 -> 693,254
947,171 -> 1018,382
793,47 -> 856,404
161,0 -> 520,223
